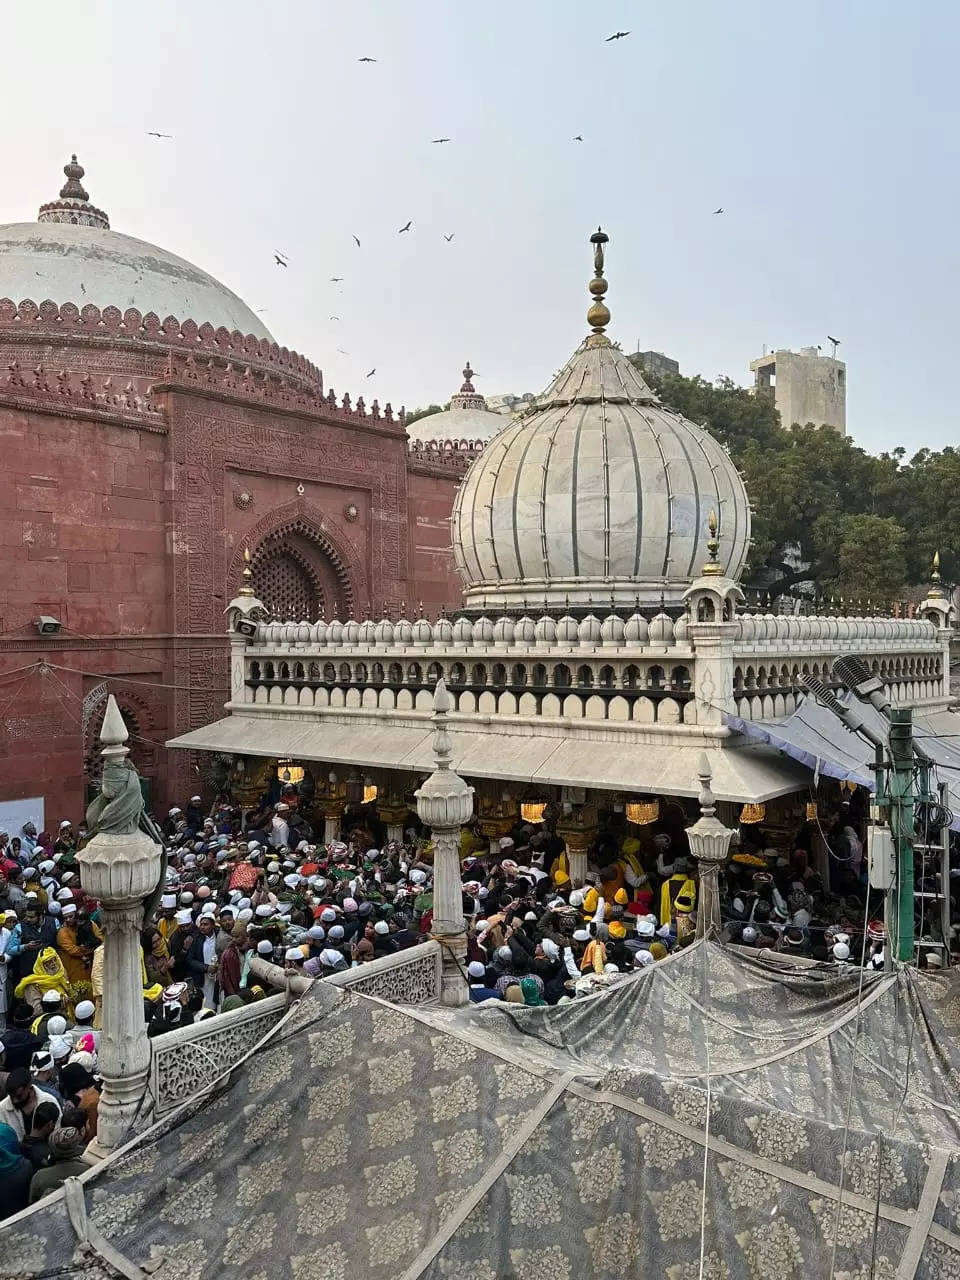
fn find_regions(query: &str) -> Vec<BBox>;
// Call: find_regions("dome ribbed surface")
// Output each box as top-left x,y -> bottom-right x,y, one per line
452,337 -> 750,609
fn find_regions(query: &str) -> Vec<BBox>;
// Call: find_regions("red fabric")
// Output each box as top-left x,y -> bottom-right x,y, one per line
229,863 -> 259,892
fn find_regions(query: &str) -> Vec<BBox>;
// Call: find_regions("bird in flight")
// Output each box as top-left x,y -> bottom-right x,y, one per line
444,233 -> 455,242
329,315 -> 341,321
431,137 -> 451,144
147,131 -> 173,139
713,207 -> 724,215
366,367 -> 376,377
606,30 -> 630,41
330,277 -> 344,283
274,252 -> 288,267
573,134 -> 584,142
358,56 -> 377,62
337,348 -> 350,355
398,221 -> 412,233
353,235 -> 361,247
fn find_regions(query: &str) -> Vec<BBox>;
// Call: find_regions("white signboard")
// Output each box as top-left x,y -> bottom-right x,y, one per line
0,796 -> 45,839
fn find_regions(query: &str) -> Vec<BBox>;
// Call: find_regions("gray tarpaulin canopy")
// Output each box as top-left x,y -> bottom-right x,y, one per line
4,942 -> 960,1278
726,697 -> 960,826
167,713 -> 812,802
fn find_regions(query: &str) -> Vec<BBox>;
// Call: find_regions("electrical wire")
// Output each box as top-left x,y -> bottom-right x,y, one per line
45,660 -> 228,695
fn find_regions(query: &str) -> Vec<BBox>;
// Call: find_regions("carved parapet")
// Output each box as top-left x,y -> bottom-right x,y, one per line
0,297 -> 322,393
0,360 -> 166,429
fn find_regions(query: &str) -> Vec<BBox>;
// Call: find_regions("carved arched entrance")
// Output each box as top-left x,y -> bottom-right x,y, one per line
250,519 -> 355,620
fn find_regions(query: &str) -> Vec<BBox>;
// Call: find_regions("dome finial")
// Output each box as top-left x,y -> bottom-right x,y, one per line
700,509 -> 723,576
60,155 -> 89,201
461,361 -> 475,390
928,549 -> 945,599
39,152 -> 110,229
587,226 -> 611,340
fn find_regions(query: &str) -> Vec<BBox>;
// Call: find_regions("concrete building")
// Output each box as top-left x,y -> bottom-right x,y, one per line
631,349 -> 679,377
750,345 -> 846,433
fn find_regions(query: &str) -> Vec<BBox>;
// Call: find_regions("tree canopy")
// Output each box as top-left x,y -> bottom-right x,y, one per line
641,366 -> 952,603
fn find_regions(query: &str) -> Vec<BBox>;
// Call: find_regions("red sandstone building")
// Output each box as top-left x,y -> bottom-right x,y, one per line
0,158 -> 494,824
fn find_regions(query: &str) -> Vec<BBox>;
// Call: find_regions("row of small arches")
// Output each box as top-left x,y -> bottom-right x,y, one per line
733,655 -> 942,692
249,660 -> 694,693
250,683 -> 698,724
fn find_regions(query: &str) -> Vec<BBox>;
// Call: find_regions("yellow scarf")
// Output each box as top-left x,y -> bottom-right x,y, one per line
14,947 -> 69,1000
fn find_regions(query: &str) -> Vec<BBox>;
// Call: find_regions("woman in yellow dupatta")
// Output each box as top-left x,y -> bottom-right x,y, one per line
13,946 -> 73,1015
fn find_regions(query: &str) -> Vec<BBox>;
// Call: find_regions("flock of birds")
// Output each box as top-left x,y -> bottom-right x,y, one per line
140,30 -> 732,391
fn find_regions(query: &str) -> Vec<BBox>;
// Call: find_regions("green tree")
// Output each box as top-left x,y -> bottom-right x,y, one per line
404,403 -> 448,427
811,512 -> 907,602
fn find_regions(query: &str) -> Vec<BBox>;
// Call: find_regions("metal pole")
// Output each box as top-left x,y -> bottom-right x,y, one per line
888,709 -> 915,963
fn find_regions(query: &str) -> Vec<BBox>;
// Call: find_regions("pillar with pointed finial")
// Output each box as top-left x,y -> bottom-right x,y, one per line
77,696 -> 163,1157
415,680 -> 474,1005
685,753 -> 734,939
225,548 -> 267,703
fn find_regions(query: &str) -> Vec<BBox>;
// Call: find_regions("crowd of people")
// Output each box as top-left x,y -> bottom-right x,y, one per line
0,781 -> 891,1222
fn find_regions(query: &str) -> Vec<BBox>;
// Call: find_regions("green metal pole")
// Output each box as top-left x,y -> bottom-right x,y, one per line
888,709 -> 915,963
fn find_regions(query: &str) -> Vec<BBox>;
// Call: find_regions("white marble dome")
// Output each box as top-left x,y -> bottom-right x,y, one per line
452,232 -> 750,610
0,157 -> 272,341
410,363 -> 506,446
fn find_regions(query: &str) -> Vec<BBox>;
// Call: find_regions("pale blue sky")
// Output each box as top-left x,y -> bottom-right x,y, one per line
4,1 -> 957,451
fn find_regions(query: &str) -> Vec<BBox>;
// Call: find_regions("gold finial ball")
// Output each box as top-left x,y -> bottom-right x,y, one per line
587,300 -> 611,329
589,277 -> 608,297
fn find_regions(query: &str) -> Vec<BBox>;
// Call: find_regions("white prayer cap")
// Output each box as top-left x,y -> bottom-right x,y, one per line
61,903 -> 77,916
238,909 -> 254,922
635,950 -> 655,967
468,961 -> 486,979
374,920 -> 389,935
306,925 -> 326,941
319,948 -> 345,967
284,947 -> 304,962
541,938 -> 559,961
179,891 -> 194,905
636,919 -> 655,938
39,860 -> 55,873
328,925 -> 345,940
190,795 -> 201,803
47,902 -> 61,915
283,874 -> 300,890
410,870 -> 427,885
523,911 -> 537,922
568,890 -> 585,909
168,808 -> 181,816
255,904 -> 273,918
47,1016 -> 68,1036
41,990 -> 63,1006
56,888 -> 73,902
160,894 -> 176,909
50,1035 -> 73,1061
320,908 -> 337,923
175,909 -> 193,924
60,871 -> 76,884
604,962 -> 620,974
496,946 -> 513,963
200,904 -> 217,917
833,942 -> 850,961
237,897 -> 251,911
22,867 -> 36,879
256,939 -> 274,955
59,820 -> 72,829
75,1000 -> 95,1020
741,926 -> 758,943
572,928 -> 590,943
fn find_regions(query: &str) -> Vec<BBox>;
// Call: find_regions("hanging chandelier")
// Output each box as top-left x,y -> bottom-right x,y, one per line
625,798 -> 660,826
277,758 -> 305,786
739,802 -> 766,824
520,800 -> 547,823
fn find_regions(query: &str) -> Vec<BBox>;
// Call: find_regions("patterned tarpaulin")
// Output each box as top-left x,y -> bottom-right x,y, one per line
3,942 -> 960,1279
